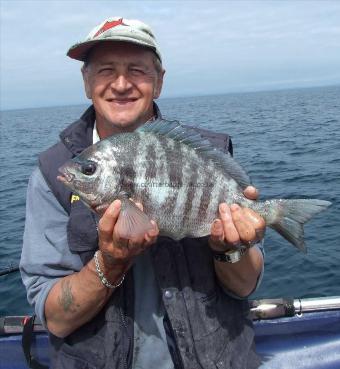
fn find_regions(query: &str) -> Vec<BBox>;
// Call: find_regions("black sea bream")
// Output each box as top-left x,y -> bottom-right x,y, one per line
58,119 -> 331,251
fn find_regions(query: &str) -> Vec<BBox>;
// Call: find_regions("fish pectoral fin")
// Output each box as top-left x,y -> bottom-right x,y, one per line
115,198 -> 153,240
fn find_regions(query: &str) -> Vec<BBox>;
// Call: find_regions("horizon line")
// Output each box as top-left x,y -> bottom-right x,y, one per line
1,82 -> 339,113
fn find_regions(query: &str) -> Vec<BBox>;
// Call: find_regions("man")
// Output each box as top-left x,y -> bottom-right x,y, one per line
20,17 -> 265,369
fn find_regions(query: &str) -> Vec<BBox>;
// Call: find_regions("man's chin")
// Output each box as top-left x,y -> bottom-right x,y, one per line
98,103 -> 153,133
103,114 -> 142,133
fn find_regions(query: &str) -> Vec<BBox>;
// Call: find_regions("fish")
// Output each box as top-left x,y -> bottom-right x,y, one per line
58,118 -> 331,252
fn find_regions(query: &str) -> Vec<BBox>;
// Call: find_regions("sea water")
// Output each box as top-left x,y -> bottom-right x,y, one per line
1,85 -> 339,316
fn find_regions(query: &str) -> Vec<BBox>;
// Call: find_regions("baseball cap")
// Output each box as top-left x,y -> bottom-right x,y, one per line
67,17 -> 162,63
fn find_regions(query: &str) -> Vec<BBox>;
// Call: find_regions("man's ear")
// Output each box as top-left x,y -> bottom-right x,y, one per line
81,66 -> 92,99
154,69 -> 165,99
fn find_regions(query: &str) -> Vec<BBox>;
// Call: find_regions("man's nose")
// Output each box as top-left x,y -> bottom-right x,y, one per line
111,74 -> 133,93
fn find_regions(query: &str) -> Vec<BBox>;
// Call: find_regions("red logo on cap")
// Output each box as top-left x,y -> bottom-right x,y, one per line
94,18 -> 127,38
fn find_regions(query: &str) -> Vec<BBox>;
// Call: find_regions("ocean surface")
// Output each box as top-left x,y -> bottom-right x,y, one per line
0,85 -> 339,316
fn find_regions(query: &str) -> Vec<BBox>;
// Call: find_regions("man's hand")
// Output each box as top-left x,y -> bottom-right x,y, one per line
98,199 -> 159,270
45,199 -> 158,338
209,186 -> 265,252
208,185 -> 265,298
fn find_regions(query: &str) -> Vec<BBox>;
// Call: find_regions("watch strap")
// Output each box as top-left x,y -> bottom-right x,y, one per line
212,247 -> 247,263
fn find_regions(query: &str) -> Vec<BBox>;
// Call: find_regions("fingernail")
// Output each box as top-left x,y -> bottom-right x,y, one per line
230,204 -> 239,211
220,204 -> 228,213
253,187 -> 259,195
113,199 -> 121,208
150,220 -> 158,230
149,229 -> 157,237
214,220 -> 222,231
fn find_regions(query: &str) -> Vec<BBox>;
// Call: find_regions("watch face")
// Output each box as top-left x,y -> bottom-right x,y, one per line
228,250 -> 242,263
213,249 -> 245,263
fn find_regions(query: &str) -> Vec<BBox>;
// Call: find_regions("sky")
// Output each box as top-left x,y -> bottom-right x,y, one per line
1,0 -> 340,110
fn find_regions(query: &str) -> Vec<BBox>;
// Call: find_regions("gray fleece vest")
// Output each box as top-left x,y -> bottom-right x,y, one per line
39,105 -> 260,369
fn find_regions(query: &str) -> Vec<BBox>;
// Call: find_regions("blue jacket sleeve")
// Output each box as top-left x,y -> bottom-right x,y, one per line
20,167 -> 83,326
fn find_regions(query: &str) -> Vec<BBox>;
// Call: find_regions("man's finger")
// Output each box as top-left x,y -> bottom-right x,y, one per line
134,201 -> 144,212
230,204 -> 256,243
242,208 -> 266,230
137,220 -> 158,246
209,219 -> 225,250
128,239 -> 143,250
98,200 -> 121,240
243,186 -> 259,200
219,203 -> 241,245
255,228 -> 266,242
128,221 -> 155,247
148,220 -> 159,237
115,237 -> 130,250
144,234 -> 158,246
242,208 -> 266,243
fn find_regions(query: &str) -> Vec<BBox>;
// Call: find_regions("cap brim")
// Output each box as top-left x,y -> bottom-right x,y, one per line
67,37 -> 160,62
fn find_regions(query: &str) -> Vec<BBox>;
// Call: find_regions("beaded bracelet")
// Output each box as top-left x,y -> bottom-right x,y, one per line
94,250 -> 125,289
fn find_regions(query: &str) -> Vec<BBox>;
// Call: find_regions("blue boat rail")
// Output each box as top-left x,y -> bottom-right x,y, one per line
252,296 -> 340,369
250,296 -> 340,320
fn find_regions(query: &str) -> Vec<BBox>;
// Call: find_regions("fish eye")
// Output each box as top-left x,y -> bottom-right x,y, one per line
81,161 -> 97,176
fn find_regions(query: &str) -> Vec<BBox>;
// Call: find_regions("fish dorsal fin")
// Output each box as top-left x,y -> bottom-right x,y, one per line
138,118 -> 251,189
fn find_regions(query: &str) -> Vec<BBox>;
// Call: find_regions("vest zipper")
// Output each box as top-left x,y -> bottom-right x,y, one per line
120,305 -> 131,369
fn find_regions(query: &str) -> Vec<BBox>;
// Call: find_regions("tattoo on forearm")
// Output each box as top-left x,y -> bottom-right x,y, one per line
58,279 -> 78,313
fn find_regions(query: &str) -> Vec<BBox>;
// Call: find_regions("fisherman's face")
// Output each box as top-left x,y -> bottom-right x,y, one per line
82,42 -> 164,138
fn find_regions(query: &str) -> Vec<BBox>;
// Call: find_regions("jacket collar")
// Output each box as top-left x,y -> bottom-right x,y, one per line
60,105 -> 95,156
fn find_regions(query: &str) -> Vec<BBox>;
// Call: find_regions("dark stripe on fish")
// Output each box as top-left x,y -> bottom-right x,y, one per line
182,160 -> 198,226
119,134 -> 139,196
161,137 -> 183,216
197,167 -> 214,222
168,139 -> 183,186
145,142 -> 157,181
120,165 -> 136,196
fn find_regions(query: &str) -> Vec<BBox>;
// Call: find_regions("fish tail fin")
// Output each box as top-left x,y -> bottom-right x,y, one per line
260,199 -> 331,252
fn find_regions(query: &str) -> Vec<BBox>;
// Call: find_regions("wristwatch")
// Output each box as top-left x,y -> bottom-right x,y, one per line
212,247 -> 247,263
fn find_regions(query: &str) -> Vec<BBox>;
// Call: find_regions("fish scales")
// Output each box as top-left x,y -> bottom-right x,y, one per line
162,137 -> 182,217
136,135 -> 224,238
196,163 -> 216,223
181,160 -> 199,230
112,132 -> 219,238
120,135 -> 138,195
143,136 -> 172,207
189,167 -> 204,222
58,119 -> 331,250
134,133 -> 150,205
140,134 -> 232,237
171,143 -> 210,235
145,134 -> 196,235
